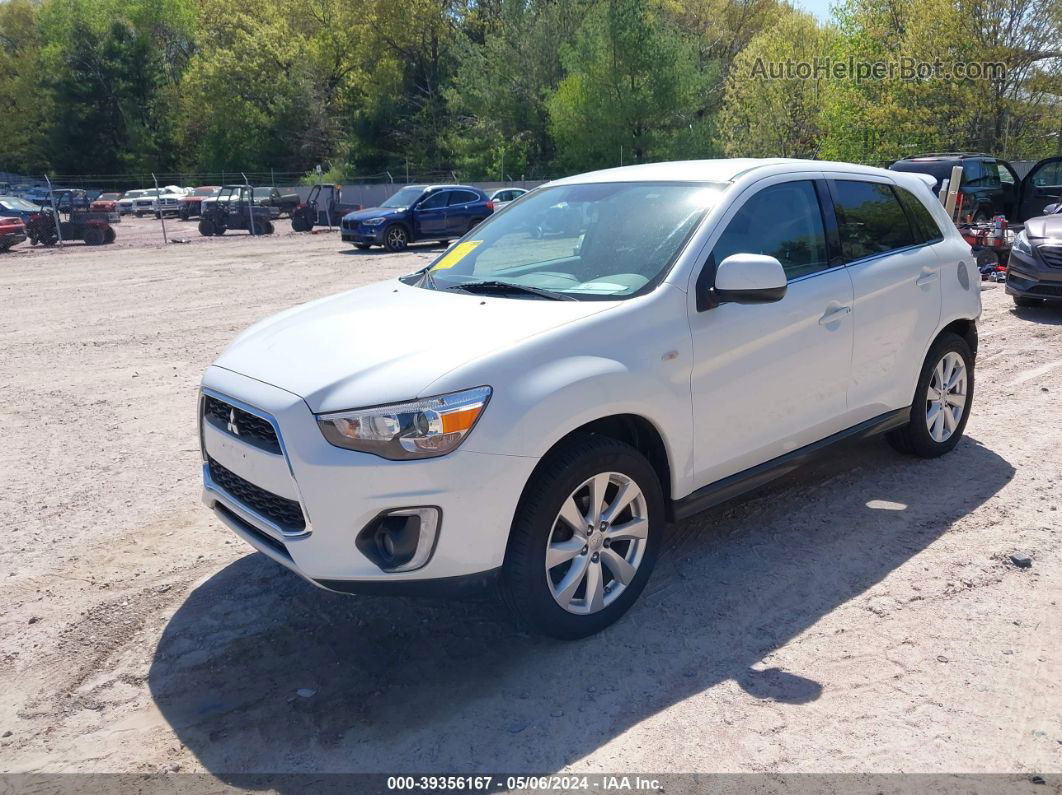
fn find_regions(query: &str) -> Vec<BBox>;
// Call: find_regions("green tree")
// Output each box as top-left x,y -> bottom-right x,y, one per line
719,9 -> 839,158
548,0 -> 714,171
0,0 -> 50,174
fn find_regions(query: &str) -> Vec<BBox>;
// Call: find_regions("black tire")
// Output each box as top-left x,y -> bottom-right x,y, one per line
291,214 -> 311,232
179,208 -> 190,221
467,218 -> 483,233
198,219 -> 216,237
0,242 -> 10,252
886,332 -> 974,458
438,240 -> 450,246
1013,295 -> 1043,308
263,220 -> 275,235
154,212 -> 162,220
83,226 -> 105,246
501,433 -> 664,639
383,224 -> 409,252
104,227 -> 116,244
354,243 -> 371,250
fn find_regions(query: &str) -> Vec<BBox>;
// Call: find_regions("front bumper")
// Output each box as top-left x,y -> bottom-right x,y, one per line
199,365 -> 537,591
1006,244 -> 1062,302
340,223 -> 385,244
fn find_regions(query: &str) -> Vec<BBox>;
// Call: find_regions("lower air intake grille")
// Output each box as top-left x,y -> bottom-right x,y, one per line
207,456 -> 305,533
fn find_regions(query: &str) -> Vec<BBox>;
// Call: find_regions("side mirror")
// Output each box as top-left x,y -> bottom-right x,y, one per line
714,253 -> 787,304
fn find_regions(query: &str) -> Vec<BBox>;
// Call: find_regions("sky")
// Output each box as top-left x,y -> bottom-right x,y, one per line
793,0 -> 834,22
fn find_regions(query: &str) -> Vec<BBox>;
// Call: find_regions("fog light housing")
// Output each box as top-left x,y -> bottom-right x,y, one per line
356,507 -> 440,573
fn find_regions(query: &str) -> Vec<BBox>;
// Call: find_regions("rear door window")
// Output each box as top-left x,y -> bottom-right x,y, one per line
829,180 -> 917,261
448,190 -> 480,206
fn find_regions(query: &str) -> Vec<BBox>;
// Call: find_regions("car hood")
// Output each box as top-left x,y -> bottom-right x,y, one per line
214,279 -> 616,413
342,207 -> 403,223
1024,214 -> 1062,240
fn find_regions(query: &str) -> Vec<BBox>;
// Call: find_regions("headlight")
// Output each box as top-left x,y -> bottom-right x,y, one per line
1012,230 -> 1032,256
363,217 -> 387,226
317,386 -> 491,460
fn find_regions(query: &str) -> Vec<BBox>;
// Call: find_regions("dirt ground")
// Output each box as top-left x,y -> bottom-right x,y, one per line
1,216 -> 1060,778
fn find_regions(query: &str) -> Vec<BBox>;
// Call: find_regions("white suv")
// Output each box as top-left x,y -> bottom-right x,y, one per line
199,159 -> 979,638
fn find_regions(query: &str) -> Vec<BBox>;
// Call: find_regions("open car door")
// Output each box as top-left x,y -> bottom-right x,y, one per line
1017,157 -> 1062,222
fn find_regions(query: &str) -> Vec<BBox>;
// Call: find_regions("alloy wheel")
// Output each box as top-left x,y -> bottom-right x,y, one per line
926,351 -> 967,443
386,226 -> 408,250
545,472 -> 649,615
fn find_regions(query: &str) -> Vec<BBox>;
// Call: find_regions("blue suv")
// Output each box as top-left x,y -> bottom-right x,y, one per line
340,184 -> 494,251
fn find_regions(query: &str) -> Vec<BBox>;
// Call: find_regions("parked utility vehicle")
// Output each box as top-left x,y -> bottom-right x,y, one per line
200,159 -> 980,638
291,184 -> 361,232
197,185 -> 275,236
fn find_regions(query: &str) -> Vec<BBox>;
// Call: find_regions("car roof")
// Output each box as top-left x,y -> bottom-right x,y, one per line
424,184 -> 483,192
548,158 -> 905,186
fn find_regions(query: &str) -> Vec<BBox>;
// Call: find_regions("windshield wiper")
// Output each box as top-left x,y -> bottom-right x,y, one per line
448,280 -> 577,301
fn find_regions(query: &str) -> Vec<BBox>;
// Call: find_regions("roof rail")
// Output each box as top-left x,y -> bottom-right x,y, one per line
900,152 -> 995,160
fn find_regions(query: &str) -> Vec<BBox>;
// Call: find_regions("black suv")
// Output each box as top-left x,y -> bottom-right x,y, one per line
890,153 -> 1062,223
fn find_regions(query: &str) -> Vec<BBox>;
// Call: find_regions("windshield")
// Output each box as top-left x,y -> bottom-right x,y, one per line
1,197 -> 41,211
253,188 -> 273,198
381,186 -> 426,209
194,187 -> 218,196
414,182 -> 725,300
98,193 -> 121,200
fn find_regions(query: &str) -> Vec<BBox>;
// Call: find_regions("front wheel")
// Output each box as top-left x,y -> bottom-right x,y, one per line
354,243 -> 371,250
383,224 -> 409,252
501,434 -> 663,639
887,332 -> 974,458
198,219 -> 216,236
83,226 -> 105,246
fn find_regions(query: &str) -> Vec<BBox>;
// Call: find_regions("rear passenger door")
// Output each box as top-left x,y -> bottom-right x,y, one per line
830,178 -> 943,419
446,190 -> 481,235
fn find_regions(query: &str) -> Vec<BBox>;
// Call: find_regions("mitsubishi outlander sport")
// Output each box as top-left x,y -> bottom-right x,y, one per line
199,159 -> 980,638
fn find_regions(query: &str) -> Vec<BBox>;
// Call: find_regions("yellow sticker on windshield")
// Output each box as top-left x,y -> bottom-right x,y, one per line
433,241 -> 481,270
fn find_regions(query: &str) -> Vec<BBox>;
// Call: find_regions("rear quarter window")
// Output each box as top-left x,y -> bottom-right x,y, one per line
895,186 -> 945,244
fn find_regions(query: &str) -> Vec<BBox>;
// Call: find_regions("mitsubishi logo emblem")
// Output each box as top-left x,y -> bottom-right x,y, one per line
227,408 -> 240,436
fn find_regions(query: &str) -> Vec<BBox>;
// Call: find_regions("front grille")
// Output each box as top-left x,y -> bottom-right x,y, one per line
203,395 -> 281,454
1038,245 -> 1062,268
207,456 -> 305,533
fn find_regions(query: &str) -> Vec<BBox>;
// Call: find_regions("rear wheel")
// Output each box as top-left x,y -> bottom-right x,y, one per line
103,227 -> 116,244
887,332 -> 974,458
1013,295 -> 1043,308
383,224 -> 409,252
291,214 -> 311,232
83,226 -> 105,246
501,434 -> 663,639
198,219 -> 216,236
354,243 -> 371,250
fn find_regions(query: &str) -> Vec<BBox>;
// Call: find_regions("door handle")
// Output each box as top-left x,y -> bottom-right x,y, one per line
916,272 -> 938,287
819,306 -> 851,325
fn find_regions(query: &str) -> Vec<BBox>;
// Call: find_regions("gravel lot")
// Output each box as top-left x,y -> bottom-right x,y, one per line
1,216 -> 1059,777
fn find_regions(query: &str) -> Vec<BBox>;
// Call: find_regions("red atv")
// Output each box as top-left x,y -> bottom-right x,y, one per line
27,190 -> 117,246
